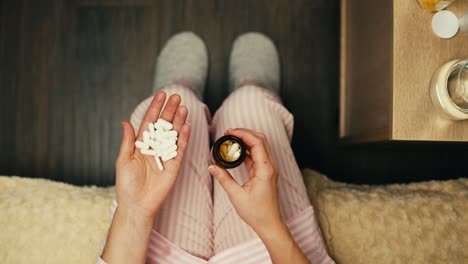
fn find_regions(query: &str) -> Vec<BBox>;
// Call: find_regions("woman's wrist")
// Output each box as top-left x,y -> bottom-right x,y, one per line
254,217 -> 309,264
115,204 -> 155,227
117,200 -> 159,222
101,205 -> 155,263
252,213 -> 291,242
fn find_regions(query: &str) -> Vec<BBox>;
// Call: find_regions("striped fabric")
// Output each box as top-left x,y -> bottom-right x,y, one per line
98,202 -> 333,264
131,85 -> 214,259
98,85 -> 334,263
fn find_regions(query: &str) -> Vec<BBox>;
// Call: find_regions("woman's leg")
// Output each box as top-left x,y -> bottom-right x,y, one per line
211,85 -> 311,251
209,32 -> 333,263
130,84 -> 213,259
211,85 -> 333,263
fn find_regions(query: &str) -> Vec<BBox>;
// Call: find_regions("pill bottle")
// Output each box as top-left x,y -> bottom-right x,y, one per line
429,59 -> 468,120
418,0 -> 456,12
212,135 -> 246,169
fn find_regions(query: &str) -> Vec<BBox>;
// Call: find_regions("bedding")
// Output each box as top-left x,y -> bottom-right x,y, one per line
304,169 -> 468,264
1,171 -> 467,263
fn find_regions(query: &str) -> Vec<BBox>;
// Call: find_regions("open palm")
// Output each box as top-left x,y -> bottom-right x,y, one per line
115,91 -> 191,219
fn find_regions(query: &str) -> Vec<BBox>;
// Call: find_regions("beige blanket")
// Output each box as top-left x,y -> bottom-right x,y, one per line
1,171 -> 467,263
0,176 -> 115,263
304,169 -> 468,264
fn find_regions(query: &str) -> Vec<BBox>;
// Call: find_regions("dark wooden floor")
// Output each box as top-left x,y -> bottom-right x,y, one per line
1,0 -> 467,186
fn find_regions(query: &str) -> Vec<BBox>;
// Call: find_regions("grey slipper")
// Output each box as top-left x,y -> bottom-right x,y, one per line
153,32 -> 208,98
229,32 -> 280,94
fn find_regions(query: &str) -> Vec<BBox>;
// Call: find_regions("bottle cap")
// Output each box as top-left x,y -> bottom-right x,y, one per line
432,10 -> 459,39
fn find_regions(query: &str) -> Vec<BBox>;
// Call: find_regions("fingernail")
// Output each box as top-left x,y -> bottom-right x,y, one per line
208,166 -> 218,175
156,91 -> 165,100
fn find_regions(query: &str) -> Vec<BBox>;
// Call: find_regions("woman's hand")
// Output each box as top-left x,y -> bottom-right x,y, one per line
102,91 -> 191,264
209,128 -> 310,264
208,128 -> 281,234
116,91 -> 191,219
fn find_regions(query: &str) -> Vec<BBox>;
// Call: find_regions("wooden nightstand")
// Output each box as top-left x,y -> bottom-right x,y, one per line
340,0 -> 468,142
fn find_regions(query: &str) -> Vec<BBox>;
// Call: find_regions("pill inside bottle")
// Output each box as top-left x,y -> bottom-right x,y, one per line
212,135 -> 246,169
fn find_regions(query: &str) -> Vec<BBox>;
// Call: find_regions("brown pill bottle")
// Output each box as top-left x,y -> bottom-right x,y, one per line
212,135 -> 247,169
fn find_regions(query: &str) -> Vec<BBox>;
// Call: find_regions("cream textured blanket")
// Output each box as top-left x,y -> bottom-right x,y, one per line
304,169 -> 468,264
0,176 -> 115,263
1,172 -> 467,264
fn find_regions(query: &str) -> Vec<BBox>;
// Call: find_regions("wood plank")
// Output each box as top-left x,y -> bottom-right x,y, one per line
0,0 -> 21,175
47,2 -> 157,185
339,0 -> 393,141
11,0 -> 60,178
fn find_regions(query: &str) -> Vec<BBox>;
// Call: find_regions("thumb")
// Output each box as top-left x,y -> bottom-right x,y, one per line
209,165 -> 244,199
117,121 -> 135,165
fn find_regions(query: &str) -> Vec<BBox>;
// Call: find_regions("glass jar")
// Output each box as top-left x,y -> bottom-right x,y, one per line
429,59 -> 468,120
212,135 -> 246,169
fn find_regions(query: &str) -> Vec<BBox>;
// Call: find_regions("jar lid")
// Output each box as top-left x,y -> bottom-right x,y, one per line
432,10 -> 459,39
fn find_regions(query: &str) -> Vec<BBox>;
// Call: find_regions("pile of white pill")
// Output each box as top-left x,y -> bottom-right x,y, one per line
134,118 -> 178,171
219,140 -> 242,162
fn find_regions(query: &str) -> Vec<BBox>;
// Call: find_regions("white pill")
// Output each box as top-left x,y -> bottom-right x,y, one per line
155,142 -> 175,155
157,118 -> 173,130
162,144 -> 178,156
154,122 -> 165,131
232,151 -> 241,161
149,123 -> 155,134
150,129 -> 157,139
153,130 -> 163,139
162,151 -> 177,161
141,149 -> 156,156
162,130 -> 178,138
155,156 -> 164,171
227,143 -> 240,157
143,131 -> 150,142
162,136 -> 178,143
155,149 -> 164,157
157,136 -> 177,144
147,139 -> 158,150
159,140 -> 176,149
135,141 -> 147,150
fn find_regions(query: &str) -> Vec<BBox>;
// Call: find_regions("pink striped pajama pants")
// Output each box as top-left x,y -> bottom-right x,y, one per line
98,84 -> 334,264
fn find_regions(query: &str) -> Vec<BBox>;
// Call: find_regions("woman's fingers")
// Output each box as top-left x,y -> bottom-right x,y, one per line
165,123 -> 191,173
209,165 -> 244,201
159,94 -> 182,124
226,128 -> 271,165
171,106 -> 188,133
116,121 -> 136,166
137,91 -> 166,140
175,123 -> 191,162
237,128 -> 273,159
243,155 -> 254,174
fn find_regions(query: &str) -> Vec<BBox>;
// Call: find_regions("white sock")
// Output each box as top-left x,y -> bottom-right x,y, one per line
229,32 -> 280,94
153,32 -> 208,98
